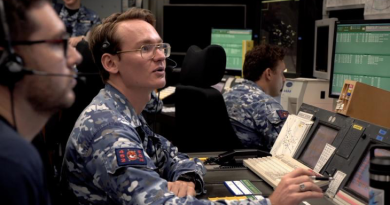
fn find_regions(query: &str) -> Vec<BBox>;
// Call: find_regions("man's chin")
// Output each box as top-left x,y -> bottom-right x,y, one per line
156,80 -> 166,89
63,92 -> 76,108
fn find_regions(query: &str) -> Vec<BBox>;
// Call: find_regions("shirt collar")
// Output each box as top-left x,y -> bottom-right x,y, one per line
242,79 -> 265,92
104,83 -> 144,127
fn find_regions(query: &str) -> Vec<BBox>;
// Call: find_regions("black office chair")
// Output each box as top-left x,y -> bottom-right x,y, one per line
174,45 -> 243,152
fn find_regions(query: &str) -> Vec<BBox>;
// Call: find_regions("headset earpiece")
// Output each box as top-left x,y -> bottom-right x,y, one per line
101,38 -> 111,53
0,52 -> 25,86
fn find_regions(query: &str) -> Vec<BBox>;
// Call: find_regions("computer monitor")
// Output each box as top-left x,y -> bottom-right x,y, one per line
329,19 -> 390,98
163,4 -> 247,67
345,145 -> 390,201
313,18 -> 337,80
211,28 -> 252,72
298,124 -> 339,169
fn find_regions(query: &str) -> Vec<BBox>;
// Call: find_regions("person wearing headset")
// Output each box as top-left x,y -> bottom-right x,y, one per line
0,0 -> 82,204
62,7 -> 323,205
224,44 -> 289,152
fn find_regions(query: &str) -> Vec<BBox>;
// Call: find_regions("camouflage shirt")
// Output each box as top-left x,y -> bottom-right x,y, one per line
144,91 -> 163,114
63,84 -> 270,205
223,79 -> 288,151
55,3 -> 101,37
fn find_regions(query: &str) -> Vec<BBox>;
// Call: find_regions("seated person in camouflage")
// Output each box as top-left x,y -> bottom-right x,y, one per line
224,45 -> 289,151
53,0 -> 101,47
62,8 -> 323,205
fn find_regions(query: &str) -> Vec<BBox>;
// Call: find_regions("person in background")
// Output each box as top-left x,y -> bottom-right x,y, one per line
62,7 -> 323,205
53,0 -> 101,47
0,0 -> 82,204
224,44 -> 289,152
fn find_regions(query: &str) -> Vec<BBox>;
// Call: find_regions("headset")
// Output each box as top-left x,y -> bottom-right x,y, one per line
101,38 -> 111,52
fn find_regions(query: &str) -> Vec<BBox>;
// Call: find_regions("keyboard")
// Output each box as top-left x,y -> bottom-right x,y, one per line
159,86 -> 176,100
244,155 -> 329,189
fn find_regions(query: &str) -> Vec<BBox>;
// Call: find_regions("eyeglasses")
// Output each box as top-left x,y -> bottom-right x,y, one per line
116,43 -> 171,59
11,37 -> 69,56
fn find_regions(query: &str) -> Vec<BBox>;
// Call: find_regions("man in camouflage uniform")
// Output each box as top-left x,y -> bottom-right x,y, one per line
62,8 -> 323,205
224,45 -> 289,151
54,0 -> 101,46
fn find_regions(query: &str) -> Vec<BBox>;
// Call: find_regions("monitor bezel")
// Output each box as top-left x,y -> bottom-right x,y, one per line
295,120 -> 341,169
313,18 -> 337,80
162,4 -> 247,54
328,19 -> 390,98
342,140 -> 380,203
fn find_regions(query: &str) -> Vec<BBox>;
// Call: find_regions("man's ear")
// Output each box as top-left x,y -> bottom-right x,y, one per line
264,67 -> 273,81
101,53 -> 119,74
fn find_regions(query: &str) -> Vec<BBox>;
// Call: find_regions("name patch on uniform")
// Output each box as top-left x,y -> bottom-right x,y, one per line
115,148 -> 147,166
276,110 -> 289,120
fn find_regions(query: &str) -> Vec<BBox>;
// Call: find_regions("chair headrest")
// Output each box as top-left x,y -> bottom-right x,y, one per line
180,45 -> 226,87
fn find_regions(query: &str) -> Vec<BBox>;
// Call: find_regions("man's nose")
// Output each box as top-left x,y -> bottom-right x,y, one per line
67,46 -> 82,68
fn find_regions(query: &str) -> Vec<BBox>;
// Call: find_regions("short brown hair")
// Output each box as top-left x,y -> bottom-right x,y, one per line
89,7 -> 156,83
1,0 -> 48,42
243,44 -> 285,82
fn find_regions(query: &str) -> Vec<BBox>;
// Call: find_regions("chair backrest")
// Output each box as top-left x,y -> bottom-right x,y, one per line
174,45 -> 243,152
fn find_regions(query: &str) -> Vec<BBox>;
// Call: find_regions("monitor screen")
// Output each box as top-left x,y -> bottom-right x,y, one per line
346,147 -> 390,200
313,18 -> 337,80
163,5 -> 247,54
329,20 -> 390,98
299,124 -> 339,169
211,29 -> 252,71
315,26 -> 329,73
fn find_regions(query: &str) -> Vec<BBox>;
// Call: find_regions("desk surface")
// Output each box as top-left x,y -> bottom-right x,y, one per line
190,152 -> 335,204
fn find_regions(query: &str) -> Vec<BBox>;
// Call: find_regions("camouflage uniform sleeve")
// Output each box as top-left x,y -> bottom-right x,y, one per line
84,123 -> 268,205
252,101 -> 288,151
153,132 -> 206,193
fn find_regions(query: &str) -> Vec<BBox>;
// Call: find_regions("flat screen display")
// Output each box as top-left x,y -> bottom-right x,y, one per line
299,124 -> 338,168
329,20 -> 390,98
346,148 -> 390,200
211,29 -> 252,71
163,5 -> 247,54
315,26 -> 330,73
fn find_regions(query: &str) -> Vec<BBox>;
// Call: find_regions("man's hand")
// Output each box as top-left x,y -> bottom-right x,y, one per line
269,168 -> 324,205
168,180 -> 196,197
69,36 -> 85,47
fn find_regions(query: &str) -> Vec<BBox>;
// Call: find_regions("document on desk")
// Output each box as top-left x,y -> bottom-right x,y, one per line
271,115 -> 313,157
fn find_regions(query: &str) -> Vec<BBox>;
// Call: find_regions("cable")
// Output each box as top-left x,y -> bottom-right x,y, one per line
166,57 -> 177,68
9,84 -> 17,131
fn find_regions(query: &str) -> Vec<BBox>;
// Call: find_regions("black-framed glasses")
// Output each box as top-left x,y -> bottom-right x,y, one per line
116,43 -> 171,59
11,37 -> 69,56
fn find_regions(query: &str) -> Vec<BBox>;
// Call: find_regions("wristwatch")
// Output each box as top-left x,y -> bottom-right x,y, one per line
177,173 -> 197,185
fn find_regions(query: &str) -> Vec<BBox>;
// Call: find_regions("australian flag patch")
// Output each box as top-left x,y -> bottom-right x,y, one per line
115,148 -> 147,166
276,110 -> 289,120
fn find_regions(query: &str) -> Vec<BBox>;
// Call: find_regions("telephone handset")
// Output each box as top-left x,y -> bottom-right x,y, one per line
206,149 -> 271,166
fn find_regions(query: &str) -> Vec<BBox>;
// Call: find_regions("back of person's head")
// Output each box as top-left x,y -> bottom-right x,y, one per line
1,0 -> 48,43
89,7 -> 156,83
243,44 -> 285,82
